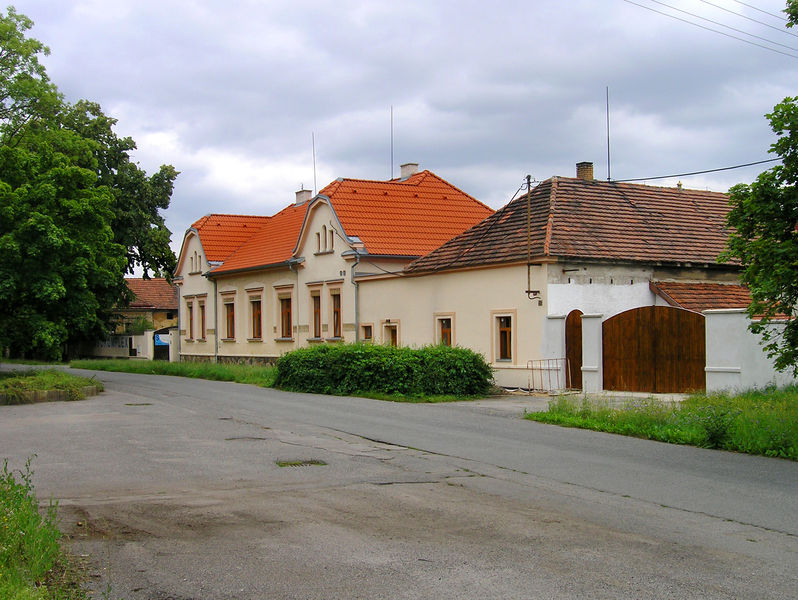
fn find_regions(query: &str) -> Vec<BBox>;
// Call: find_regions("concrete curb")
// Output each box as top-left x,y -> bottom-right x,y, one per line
0,385 -> 102,404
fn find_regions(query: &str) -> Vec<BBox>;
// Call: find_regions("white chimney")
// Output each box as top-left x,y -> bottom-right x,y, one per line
400,162 -> 419,179
295,188 -> 312,205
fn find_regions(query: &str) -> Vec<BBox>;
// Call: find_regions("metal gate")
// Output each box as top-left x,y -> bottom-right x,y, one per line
602,306 -> 705,393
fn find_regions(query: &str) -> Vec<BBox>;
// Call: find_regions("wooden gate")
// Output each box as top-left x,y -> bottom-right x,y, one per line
565,310 -> 583,389
602,306 -> 705,393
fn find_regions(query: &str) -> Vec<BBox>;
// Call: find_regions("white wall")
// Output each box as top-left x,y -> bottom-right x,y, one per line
705,309 -> 796,392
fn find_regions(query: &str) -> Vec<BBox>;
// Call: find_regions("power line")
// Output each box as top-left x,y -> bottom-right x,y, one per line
729,0 -> 788,22
646,0 -> 798,51
699,0 -> 798,39
613,158 -> 780,183
622,0 -> 798,59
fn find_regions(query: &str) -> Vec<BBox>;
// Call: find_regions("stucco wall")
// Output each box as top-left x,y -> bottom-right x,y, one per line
358,264 -> 548,388
705,309 -> 796,392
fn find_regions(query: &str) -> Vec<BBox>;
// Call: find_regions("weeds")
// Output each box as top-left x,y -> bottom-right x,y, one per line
0,457 -> 87,599
526,386 -> 798,460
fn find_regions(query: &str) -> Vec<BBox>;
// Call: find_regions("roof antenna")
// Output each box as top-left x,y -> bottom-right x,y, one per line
390,105 -> 394,179
312,132 -> 317,195
606,86 -> 612,182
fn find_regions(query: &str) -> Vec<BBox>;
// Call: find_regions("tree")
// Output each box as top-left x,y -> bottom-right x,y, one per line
0,7 -> 177,360
723,3 -> 798,374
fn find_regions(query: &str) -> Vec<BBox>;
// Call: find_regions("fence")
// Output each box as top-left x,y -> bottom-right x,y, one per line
526,358 -> 571,393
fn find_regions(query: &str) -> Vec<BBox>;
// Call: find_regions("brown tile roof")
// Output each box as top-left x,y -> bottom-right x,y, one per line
650,281 -> 751,313
125,278 -> 177,310
320,170 -> 494,256
407,177 -> 734,273
191,214 -> 272,262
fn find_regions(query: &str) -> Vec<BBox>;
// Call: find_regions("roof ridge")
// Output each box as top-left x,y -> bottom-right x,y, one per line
559,175 -> 728,196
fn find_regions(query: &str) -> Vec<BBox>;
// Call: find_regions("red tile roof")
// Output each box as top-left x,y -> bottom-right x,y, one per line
650,281 -> 751,313
190,214 -> 272,262
407,177 -> 735,273
209,203 -> 307,275
125,278 -> 177,310
320,170 -> 494,256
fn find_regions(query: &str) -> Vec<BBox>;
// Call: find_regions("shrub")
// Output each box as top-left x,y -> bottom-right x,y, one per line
274,343 -> 493,398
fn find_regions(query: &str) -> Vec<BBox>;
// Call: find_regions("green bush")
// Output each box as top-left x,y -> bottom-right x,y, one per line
274,343 -> 493,398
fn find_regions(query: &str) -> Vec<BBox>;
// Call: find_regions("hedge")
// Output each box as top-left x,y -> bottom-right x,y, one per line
274,343 -> 493,397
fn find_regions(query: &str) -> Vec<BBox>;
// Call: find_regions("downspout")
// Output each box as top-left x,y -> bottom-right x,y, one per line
213,278 -> 219,364
176,283 -> 182,361
351,252 -> 361,343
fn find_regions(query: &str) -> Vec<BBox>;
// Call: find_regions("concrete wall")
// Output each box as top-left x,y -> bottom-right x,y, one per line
705,309 -> 796,392
93,332 -> 154,360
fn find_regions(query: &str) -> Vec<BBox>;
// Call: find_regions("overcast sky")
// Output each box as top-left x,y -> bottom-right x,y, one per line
11,0 -> 798,256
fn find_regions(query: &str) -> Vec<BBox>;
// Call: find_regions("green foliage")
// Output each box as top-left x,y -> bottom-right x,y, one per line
0,7 -> 177,360
723,95 -> 798,374
124,315 -> 154,335
0,369 -> 101,405
526,387 -> 798,460
0,458 -> 87,599
71,359 -> 277,388
274,343 -> 493,398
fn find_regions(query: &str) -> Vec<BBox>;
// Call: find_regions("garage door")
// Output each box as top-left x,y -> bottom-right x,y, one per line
602,306 -> 705,393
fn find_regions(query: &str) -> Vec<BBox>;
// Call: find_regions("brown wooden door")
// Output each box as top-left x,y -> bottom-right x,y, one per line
565,310 -> 583,389
602,306 -> 705,393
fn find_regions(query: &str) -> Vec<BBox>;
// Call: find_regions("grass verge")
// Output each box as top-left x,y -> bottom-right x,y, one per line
70,359 -> 277,388
525,387 -> 798,460
0,371 -> 102,405
0,458 -> 87,599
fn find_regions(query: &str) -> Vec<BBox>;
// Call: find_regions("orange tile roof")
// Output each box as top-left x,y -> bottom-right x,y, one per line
191,214 -> 272,262
210,203 -> 307,275
650,281 -> 751,313
125,278 -> 177,309
320,170 -> 494,256
407,177 -> 736,273
199,170 -> 494,276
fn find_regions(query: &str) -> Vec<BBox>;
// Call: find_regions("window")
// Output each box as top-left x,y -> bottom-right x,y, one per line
330,291 -> 341,338
250,298 -> 262,339
439,318 -> 452,346
498,316 -> 512,360
312,294 -> 321,338
316,232 -> 321,253
321,225 -> 327,251
199,301 -> 206,339
361,324 -> 373,341
329,229 -> 334,250
280,297 -> 292,339
186,301 -> 194,340
224,300 -> 235,339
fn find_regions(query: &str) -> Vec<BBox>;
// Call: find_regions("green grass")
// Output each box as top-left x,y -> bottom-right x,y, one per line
69,358 -> 490,402
525,386 -> 798,460
0,458 -> 87,599
0,371 -> 102,405
70,359 -> 277,388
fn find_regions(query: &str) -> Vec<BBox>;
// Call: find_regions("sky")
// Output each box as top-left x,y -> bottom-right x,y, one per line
10,0 -> 798,258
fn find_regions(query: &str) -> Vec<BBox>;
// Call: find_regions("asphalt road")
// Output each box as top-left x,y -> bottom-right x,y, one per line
1,368 -> 796,599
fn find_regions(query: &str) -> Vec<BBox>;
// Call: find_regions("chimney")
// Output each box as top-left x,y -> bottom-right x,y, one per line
400,162 -> 419,179
576,162 -> 594,181
295,188 -> 312,205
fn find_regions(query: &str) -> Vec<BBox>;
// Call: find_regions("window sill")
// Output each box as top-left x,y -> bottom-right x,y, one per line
275,337 -> 295,343
495,358 -> 512,363
313,250 -> 334,256
197,338 -> 207,343
184,339 -> 194,343
247,338 -> 263,343
221,338 -> 236,343
307,337 -> 324,343
326,336 -> 344,342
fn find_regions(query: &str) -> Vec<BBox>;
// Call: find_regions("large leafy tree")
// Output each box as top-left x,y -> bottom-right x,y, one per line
723,2 -> 798,374
0,7 -> 176,360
